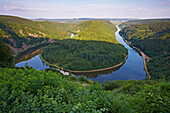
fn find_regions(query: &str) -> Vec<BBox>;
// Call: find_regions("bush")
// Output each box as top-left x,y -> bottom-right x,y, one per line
103,80 -> 121,90
68,75 -> 78,81
78,75 -> 88,82
87,79 -> 93,84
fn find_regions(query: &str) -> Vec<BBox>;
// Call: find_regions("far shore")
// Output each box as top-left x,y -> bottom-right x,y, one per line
124,40 -> 151,79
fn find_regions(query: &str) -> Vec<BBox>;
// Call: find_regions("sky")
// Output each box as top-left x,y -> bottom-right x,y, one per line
0,0 -> 170,19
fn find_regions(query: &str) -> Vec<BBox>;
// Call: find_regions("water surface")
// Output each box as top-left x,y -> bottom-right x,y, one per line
15,55 -> 49,70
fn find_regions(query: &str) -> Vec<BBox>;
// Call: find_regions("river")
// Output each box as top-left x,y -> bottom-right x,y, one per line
15,26 -> 146,83
70,33 -> 74,38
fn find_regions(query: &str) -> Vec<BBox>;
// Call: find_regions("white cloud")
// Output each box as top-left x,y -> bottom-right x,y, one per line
4,5 -> 46,12
128,7 -> 143,12
137,8 -> 142,10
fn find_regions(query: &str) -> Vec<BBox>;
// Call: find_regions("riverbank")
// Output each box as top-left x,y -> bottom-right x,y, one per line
14,42 -> 51,63
124,40 -> 151,79
40,53 -> 128,73
15,48 -> 42,64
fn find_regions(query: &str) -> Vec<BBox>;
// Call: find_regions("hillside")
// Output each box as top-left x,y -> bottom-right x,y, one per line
72,20 -> 118,43
120,21 -> 170,80
119,19 -> 170,29
0,15 -> 76,54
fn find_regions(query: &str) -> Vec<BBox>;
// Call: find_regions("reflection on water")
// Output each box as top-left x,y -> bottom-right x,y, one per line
15,49 -> 42,64
15,26 -> 146,83
15,54 -> 50,70
72,65 -> 121,78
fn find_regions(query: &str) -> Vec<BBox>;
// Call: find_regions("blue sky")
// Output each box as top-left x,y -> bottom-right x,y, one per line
0,0 -> 170,19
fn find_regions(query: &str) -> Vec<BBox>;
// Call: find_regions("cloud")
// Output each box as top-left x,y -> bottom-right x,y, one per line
4,6 -> 45,12
128,7 -> 143,12
137,7 -> 143,10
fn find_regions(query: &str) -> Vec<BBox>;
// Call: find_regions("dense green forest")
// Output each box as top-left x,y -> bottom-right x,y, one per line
120,21 -> 170,80
42,39 -> 127,71
0,15 -> 77,54
119,19 -> 170,29
72,20 -> 118,43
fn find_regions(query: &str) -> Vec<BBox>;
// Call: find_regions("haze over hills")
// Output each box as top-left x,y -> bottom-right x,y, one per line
32,18 -> 137,23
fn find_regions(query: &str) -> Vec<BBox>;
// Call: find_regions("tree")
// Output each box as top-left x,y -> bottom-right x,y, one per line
0,40 -> 14,67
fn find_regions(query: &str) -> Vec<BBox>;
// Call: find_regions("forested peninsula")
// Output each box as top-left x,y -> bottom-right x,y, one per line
41,20 -> 128,71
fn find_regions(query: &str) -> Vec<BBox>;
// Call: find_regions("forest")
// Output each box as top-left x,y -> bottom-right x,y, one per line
119,19 -> 170,29
119,21 -> 170,80
41,39 -> 127,71
0,40 -> 14,67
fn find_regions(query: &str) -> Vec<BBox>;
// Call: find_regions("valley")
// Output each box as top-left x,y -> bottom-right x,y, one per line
15,25 -> 146,82
0,15 -> 169,112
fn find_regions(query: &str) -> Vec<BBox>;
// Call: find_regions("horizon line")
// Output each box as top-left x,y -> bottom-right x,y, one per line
1,14 -> 170,20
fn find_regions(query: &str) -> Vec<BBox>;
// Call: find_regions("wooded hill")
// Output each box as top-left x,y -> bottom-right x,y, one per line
72,20 -> 118,43
120,21 -> 170,80
0,15 -> 77,54
119,19 -> 170,29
